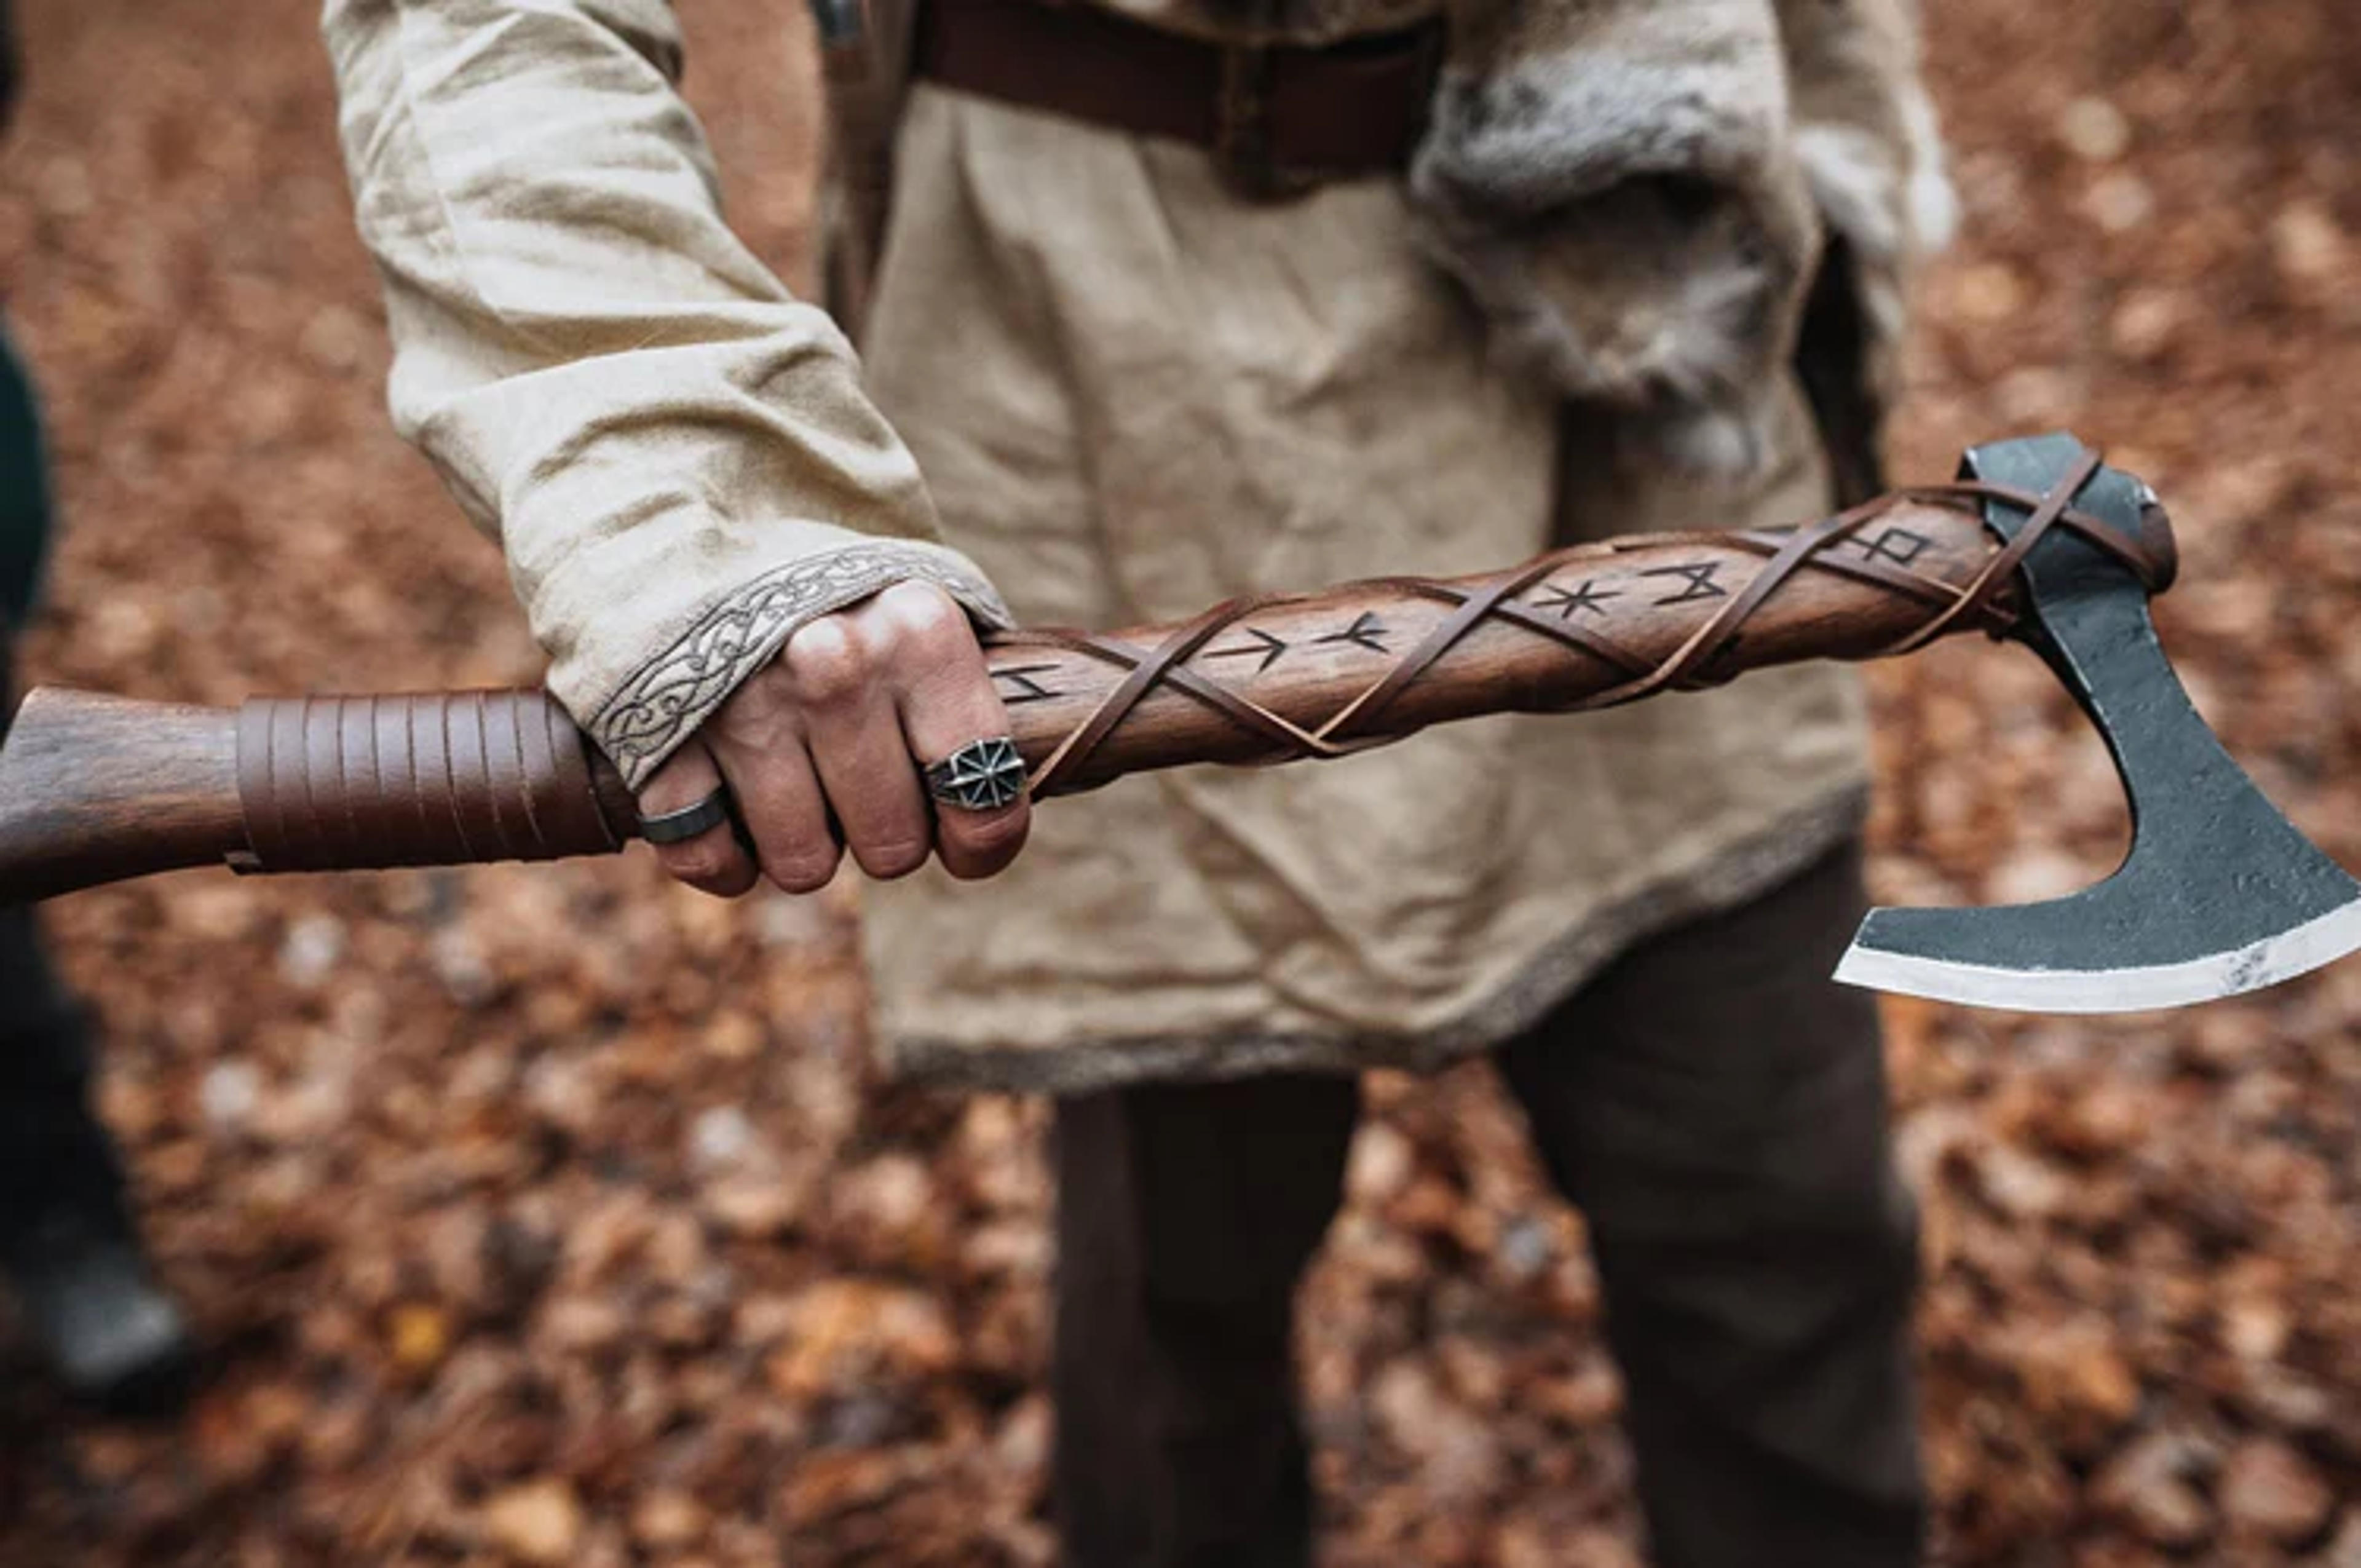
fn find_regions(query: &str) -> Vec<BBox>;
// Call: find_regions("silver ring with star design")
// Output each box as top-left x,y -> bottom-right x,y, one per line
922,737 -> 1029,813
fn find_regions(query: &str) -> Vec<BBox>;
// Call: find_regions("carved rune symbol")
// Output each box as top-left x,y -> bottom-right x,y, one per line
1532,578 -> 1622,620
1640,561 -> 1728,606
991,664 -> 1063,705
1313,612 -> 1390,653
1854,526 -> 1932,567
1204,627 -> 1291,673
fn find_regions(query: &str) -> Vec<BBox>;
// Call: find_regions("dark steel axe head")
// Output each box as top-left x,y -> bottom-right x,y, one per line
1835,432 -> 2361,1013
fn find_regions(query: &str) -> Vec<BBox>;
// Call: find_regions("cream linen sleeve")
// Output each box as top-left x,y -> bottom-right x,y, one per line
320,0 -> 1009,788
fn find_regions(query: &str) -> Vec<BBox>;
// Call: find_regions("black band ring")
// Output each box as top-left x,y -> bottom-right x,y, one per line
638,786 -> 734,845
923,737 -> 1028,812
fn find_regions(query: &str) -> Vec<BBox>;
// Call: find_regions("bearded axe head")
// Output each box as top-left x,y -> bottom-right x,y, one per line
1834,433 -> 2361,1012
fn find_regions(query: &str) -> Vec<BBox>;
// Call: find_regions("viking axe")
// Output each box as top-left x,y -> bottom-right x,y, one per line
1,433 -> 2353,1013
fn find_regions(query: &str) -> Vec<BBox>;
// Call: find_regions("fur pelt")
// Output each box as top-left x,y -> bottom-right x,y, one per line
823,1 -> 1951,480
1410,0 -> 1951,477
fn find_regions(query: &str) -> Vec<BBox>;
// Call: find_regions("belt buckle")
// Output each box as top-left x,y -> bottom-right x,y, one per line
1216,45 -> 1307,200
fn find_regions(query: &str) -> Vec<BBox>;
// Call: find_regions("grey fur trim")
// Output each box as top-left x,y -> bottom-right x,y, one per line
1898,85 -> 1958,253
590,542 -> 1011,787
883,781 -> 1871,1094
1407,0 -> 1818,481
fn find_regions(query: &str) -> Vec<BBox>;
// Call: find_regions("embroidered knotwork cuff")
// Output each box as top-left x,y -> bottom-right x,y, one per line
588,542 -> 1012,786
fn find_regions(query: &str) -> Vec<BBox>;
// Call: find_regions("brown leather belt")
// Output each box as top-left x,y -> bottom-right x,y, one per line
911,0 -> 1444,197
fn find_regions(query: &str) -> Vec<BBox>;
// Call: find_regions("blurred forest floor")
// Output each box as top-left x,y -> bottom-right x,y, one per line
2,1 -> 2360,1564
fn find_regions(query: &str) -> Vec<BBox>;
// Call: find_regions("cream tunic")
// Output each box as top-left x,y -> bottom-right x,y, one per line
323,0 -> 1873,1091
859,87 -> 1868,1088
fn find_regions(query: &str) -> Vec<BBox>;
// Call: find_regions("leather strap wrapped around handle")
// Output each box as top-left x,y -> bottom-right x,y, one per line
230,689 -> 636,874
0,462 -> 2173,902
221,467 -> 2169,874
994,461 -> 2169,794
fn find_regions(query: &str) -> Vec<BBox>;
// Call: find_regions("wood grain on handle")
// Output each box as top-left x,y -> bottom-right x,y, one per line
981,498 -> 2017,794
0,490 -> 2158,904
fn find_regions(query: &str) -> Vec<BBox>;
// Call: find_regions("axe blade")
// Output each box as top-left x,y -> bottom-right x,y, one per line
1835,434 -> 2361,1013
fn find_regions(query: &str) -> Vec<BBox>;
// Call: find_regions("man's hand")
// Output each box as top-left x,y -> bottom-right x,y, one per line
634,582 -> 1029,897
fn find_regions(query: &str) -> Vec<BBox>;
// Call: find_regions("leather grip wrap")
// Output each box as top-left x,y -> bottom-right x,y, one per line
232,691 -> 625,876
990,467 -> 2172,796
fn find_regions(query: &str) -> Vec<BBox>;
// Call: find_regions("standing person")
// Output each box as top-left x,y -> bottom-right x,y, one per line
1,2 -> 195,1412
322,2 -> 1953,1562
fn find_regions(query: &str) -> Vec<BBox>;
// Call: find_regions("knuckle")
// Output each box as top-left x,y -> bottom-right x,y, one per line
783,618 -> 873,706
716,665 -> 794,729
856,835 -> 932,881
748,808 -> 840,893
950,806 -> 1030,869
662,841 -> 738,887
764,844 -> 841,895
880,582 -> 970,654
665,845 -> 727,883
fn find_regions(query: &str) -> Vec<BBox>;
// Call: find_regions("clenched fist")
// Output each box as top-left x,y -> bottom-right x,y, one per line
634,581 -> 1029,897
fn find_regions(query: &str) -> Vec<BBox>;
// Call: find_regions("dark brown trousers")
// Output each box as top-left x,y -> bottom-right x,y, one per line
1050,842 -> 1924,1568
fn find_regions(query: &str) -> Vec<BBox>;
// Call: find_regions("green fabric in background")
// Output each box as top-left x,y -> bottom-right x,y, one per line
0,327 -> 55,628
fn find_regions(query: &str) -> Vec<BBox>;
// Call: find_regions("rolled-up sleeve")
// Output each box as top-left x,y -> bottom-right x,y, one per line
322,0 -> 1008,786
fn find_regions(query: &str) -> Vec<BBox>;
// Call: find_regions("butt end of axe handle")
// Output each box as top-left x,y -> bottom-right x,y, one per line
0,687 -> 248,903
0,687 -> 641,904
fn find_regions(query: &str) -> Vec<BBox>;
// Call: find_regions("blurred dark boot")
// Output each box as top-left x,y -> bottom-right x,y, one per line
2,1199 -> 196,1417
0,905 -> 196,1416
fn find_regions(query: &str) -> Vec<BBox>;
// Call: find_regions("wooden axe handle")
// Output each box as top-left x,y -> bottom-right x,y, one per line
0,488 -> 2167,903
